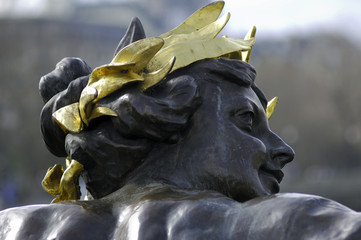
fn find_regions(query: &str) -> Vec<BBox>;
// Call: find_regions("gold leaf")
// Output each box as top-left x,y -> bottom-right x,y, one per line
88,62 -> 135,85
51,160 -> 84,203
42,164 -> 64,196
163,13 -> 230,47
89,106 -> 118,121
266,96 -> 278,120
79,86 -> 98,126
52,103 -> 83,133
148,37 -> 255,73
142,56 -> 176,90
242,26 -> 257,63
111,37 -> 164,64
160,1 -> 225,38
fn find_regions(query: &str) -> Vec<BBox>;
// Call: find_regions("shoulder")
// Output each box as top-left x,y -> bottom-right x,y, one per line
243,193 -> 361,240
121,190 -> 361,240
112,187 -> 241,239
0,201 -> 116,240
1,190 -> 361,240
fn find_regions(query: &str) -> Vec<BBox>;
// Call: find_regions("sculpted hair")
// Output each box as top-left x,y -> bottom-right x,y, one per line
173,58 -> 267,109
40,57 -> 265,199
63,73 -> 201,199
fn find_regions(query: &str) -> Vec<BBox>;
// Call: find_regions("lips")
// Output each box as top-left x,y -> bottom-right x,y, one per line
259,166 -> 284,183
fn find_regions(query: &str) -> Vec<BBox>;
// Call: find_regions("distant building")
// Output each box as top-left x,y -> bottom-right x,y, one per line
0,0 -> 210,36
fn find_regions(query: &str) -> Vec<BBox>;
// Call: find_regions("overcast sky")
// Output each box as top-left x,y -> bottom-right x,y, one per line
1,0 -> 360,41
223,0 -> 361,40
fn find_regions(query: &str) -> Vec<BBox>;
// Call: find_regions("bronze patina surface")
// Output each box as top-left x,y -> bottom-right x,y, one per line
1,1 -> 361,239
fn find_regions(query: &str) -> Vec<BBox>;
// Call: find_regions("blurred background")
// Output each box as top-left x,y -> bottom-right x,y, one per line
0,0 -> 360,210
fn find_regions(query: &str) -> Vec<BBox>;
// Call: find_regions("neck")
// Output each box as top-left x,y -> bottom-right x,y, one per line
123,142 -> 194,190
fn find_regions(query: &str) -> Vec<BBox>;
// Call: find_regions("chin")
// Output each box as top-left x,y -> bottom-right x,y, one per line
259,172 -> 281,195
226,180 -> 271,202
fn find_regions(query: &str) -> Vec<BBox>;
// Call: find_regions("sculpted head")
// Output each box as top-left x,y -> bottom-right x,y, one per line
163,59 -> 294,202
60,57 -> 294,202
41,1 -> 294,202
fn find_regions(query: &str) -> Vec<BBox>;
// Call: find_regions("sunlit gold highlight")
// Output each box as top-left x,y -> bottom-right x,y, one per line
266,97 -> 278,120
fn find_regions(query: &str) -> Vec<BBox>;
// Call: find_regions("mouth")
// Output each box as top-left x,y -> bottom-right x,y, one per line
259,166 -> 284,184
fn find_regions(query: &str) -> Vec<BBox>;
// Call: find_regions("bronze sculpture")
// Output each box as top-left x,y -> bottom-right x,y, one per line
1,2 -> 361,239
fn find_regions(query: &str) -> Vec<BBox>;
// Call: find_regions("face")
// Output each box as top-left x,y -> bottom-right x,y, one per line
181,79 -> 295,202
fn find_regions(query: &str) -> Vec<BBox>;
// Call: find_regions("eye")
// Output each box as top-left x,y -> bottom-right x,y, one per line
233,110 -> 254,131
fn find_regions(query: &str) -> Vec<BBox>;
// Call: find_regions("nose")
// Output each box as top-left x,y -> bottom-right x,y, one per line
268,132 -> 295,168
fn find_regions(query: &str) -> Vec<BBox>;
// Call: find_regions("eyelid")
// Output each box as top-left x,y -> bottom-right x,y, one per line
233,108 -> 254,117
232,108 -> 254,125
232,103 -> 255,117
234,111 -> 254,126
231,105 -> 255,132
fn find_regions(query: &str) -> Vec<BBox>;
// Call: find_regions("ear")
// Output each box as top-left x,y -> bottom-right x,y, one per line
161,75 -> 201,108
113,17 -> 146,57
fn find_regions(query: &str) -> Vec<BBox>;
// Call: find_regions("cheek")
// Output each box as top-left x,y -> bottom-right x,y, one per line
227,125 -> 267,167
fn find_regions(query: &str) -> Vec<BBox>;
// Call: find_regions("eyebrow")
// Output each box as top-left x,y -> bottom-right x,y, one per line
217,69 -> 254,89
236,96 -> 256,111
192,58 -> 256,88
251,84 -> 267,110
235,92 -> 267,117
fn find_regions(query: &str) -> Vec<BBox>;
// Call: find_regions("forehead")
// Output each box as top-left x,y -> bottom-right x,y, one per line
223,82 -> 267,111
201,79 -> 264,113
169,58 -> 267,109
221,81 -> 262,107
198,68 -> 266,111
186,58 -> 267,109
